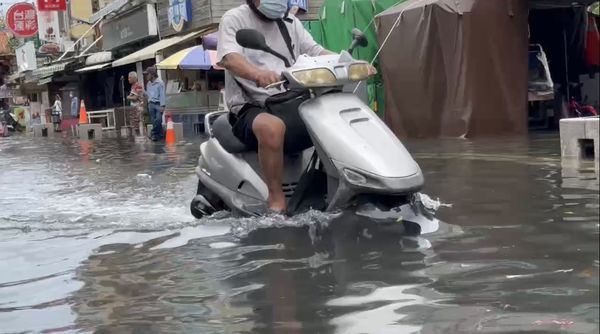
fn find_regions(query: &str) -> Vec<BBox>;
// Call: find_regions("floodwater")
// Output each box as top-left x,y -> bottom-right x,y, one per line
0,133 -> 598,334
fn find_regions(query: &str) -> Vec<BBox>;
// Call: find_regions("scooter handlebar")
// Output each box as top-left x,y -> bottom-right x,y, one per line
265,79 -> 287,89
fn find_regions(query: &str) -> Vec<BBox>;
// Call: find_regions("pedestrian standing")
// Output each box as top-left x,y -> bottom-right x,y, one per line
51,94 -> 62,132
144,66 -> 166,141
127,71 -> 145,136
70,92 -> 79,119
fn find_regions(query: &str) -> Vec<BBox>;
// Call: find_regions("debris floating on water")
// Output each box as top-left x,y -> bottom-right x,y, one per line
532,319 -> 574,328
209,242 -> 237,249
417,193 -> 452,211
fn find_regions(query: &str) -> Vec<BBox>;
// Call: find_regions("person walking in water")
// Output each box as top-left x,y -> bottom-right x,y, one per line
51,94 -> 62,132
70,92 -> 79,119
144,66 -> 166,141
126,71 -> 145,136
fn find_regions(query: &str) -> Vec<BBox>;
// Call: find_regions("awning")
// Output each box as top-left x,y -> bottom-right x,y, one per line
31,61 -> 72,77
7,72 -> 23,82
157,46 -> 222,70
24,74 -> 51,84
529,0 -> 597,8
76,63 -> 112,73
38,77 -> 53,85
112,28 -> 213,68
85,51 -> 112,66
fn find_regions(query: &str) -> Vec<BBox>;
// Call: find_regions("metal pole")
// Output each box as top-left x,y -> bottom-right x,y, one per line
563,28 -> 570,100
58,18 -> 103,61
121,75 -> 127,128
79,35 -> 103,58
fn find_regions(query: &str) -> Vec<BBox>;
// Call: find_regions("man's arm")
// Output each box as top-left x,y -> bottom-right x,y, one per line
217,12 -> 280,88
159,82 -> 166,107
219,53 -> 280,88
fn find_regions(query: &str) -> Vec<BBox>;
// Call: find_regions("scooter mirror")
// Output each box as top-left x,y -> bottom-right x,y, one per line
351,28 -> 368,48
236,29 -> 269,51
348,28 -> 368,56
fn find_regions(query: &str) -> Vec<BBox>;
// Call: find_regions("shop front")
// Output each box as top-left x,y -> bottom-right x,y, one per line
151,0 -> 232,136
76,3 -> 162,132
157,43 -> 224,136
158,0 -> 321,39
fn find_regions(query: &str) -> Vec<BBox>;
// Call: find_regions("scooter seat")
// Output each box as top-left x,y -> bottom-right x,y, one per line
212,114 -> 249,153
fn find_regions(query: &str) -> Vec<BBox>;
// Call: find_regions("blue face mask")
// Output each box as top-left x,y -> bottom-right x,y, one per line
257,0 -> 288,19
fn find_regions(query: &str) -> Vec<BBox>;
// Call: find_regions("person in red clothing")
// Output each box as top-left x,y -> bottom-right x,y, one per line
127,71 -> 145,136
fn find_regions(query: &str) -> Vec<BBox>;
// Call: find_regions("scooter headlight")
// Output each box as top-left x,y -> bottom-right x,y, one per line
348,63 -> 370,81
343,168 -> 367,185
292,68 -> 336,87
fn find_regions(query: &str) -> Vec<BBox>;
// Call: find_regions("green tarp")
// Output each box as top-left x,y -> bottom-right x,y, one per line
303,0 -> 406,116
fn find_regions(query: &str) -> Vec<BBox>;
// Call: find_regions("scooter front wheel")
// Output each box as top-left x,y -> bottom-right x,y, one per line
190,180 -> 226,219
190,195 -> 216,219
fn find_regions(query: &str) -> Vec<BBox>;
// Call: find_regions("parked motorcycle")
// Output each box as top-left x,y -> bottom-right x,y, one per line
1,108 -> 23,136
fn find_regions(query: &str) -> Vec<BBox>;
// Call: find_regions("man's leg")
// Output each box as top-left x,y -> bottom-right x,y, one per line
148,105 -> 156,138
151,105 -> 162,139
252,113 -> 286,212
155,107 -> 163,139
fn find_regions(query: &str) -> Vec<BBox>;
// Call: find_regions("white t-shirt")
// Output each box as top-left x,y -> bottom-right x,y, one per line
53,100 -> 62,114
216,5 -> 324,113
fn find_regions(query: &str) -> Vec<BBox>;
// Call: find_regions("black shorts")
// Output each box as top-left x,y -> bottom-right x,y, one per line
230,104 -> 312,153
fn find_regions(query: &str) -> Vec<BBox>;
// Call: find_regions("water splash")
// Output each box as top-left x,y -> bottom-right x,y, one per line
228,209 -> 341,239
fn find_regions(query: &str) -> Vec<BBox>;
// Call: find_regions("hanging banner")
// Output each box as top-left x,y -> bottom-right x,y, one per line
36,0 -> 67,11
16,41 -> 37,73
168,0 -> 192,32
289,0 -> 308,14
37,10 -> 61,43
0,32 -> 13,54
6,2 -> 38,38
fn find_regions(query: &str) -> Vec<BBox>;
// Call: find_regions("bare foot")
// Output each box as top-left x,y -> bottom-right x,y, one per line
268,191 -> 287,213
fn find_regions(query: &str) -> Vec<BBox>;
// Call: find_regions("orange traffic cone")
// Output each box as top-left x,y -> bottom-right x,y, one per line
79,100 -> 88,124
165,113 -> 176,145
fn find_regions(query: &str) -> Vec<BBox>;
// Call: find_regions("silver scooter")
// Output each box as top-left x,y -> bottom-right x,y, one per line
191,29 -> 439,235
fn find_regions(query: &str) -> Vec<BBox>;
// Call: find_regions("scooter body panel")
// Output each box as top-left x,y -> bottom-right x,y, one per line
299,93 -> 424,193
197,139 -> 314,214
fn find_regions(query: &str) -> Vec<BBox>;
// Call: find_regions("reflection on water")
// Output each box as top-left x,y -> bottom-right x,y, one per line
0,134 -> 598,333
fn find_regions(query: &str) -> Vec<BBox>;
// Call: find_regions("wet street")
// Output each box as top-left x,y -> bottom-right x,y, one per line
0,133 -> 598,334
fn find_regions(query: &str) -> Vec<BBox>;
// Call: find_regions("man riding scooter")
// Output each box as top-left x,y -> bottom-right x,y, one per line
217,0 -> 375,213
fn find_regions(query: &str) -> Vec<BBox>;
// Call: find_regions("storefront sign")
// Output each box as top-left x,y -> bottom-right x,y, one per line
6,3 -> 38,38
100,4 -> 158,51
37,10 -> 61,43
36,0 -> 67,11
38,43 -> 62,54
90,0 -> 127,23
168,0 -> 192,32
16,42 -> 37,73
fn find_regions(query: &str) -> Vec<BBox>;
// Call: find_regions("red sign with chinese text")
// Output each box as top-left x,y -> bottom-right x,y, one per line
36,0 -> 67,12
6,3 -> 38,38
